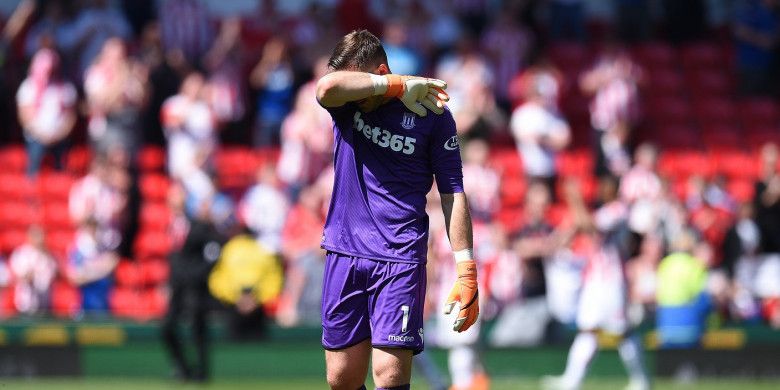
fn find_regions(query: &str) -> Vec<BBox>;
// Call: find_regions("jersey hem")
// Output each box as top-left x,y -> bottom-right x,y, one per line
321,244 -> 427,265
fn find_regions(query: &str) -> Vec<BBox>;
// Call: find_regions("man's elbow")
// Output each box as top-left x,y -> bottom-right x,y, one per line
315,76 -> 340,107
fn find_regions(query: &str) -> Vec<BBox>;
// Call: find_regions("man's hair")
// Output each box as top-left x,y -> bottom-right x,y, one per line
327,29 -> 388,72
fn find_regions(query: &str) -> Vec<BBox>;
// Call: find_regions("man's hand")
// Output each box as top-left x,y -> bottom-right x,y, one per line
384,75 -> 449,117
444,260 -> 479,332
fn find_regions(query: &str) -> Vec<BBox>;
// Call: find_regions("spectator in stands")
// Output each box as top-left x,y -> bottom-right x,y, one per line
276,56 -> 333,196
754,143 -> 780,253
383,19 -> 423,76
161,72 -> 217,183
514,182 -> 555,304
239,164 -> 290,255
462,139 -> 501,222
722,202 -> 764,321
480,9 -> 533,103
548,0 -> 586,42
23,1 -> 71,59
8,226 -> 57,315
435,36 -> 504,139
656,228 -> 711,348
278,186 -> 326,326
162,197 -> 222,382
66,218 -> 119,315
57,0 -> 132,78
204,17 -> 246,131
16,48 -> 76,177
619,143 -> 662,204
250,37 -> 295,146
209,231 -> 283,340
509,57 -> 563,110
510,73 -> 571,194
84,38 -> 148,156
580,47 -> 642,179
158,0 -> 215,68
69,156 -> 128,248
733,0 -> 779,96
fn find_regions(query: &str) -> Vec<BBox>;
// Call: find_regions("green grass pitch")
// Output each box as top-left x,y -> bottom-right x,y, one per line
2,377 -> 778,389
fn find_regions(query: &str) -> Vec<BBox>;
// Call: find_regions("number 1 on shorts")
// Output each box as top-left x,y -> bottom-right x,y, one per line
401,305 -> 409,333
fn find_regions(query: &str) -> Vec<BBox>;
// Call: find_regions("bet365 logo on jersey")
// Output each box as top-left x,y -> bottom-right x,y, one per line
353,111 -> 416,155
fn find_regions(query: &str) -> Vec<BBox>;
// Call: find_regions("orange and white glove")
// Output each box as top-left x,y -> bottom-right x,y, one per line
444,260 -> 479,332
370,74 -> 449,116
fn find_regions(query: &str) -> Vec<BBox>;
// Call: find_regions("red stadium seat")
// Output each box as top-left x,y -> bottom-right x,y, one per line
693,98 -> 737,127
658,150 -> 712,180
137,146 -> 166,172
42,201 -> 73,230
0,146 -> 27,173
38,172 -> 75,201
710,150 -> 757,179
139,174 -> 171,201
0,173 -> 36,200
51,280 -> 81,318
141,259 -> 170,286
66,147 -> 91,174
728,179 -> 756,203
744,127 -> 780,151
0,286 -> 16,317
109,287 -> 142,319
500,176 -> 526,208
141,287 -> 168,320
134,230 -> 173,259
557,150 -> 594,178
687,69 -> 732,98
647,68 -> 685,95
632,42 -> 676,68
739,99 -> 780,128
139,202 -> 172,230
0,229 -> 27,255
489,148 -> 522,177
680,42 -> 724,70
115,260 -> 144,287
549,42 -> 591,70
45,229 -> 74,260
657,126 -> 701,150
0,201 -> 41,229
646,96 -> 692,126
701,125 -> 744,150
546,203 -> 570,226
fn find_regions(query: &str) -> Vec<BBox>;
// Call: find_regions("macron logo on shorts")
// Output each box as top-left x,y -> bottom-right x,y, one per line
387,334 -> 415,343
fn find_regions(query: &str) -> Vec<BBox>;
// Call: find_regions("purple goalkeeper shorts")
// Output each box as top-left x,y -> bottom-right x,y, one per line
321,251 -> 426,354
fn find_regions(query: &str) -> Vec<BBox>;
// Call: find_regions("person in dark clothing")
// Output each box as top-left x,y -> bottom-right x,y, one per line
754,143 -> 780,253
161,197 -> 222,382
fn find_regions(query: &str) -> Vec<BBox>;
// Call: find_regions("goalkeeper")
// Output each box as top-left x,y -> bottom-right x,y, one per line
316,29 -> 478,390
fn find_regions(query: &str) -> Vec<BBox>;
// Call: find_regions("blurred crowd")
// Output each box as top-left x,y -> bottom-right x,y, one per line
0,0 -> 778,349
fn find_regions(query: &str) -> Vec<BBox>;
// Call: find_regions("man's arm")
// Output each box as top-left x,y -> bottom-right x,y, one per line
440,192 -> 479,332
316,71 -> 448,116
440,192 -> 473,251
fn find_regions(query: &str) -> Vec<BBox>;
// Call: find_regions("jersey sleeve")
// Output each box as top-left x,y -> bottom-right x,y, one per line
430,108 -> 464,194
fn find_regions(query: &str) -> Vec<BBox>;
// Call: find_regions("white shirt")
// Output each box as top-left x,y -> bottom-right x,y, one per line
16,80 -> 77,140
510,102 -> 569,177
240,184 -> 290,253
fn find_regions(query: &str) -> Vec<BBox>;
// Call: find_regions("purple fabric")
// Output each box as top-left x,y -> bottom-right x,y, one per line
321,101 -> 463,263
321,252 -> 426,354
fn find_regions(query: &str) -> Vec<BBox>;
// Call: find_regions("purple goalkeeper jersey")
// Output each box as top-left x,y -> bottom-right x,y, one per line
321,100 -> 463,264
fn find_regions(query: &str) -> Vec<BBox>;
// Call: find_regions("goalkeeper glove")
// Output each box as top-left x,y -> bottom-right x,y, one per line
372,74 -> 449,117
444,260 -> 479,332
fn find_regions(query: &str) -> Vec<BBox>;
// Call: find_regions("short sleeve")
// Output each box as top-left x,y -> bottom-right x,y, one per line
429,108 -> 463,193
16,80 -> 34,106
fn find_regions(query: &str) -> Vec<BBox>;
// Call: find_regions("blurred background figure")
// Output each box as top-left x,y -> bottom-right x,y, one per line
66,218 -> 118,316
250,37 -> 294,147
84,38 -> 147,157
162,196 -> 222,383
16,48 -> 76,177
209,230 -> 283,340
8,226 -> 56,315
580,46 -> 642,179
510,72 -> 571,193
733,0 -> 779,96
656,229 -> 711,348
239,164 -> 289,256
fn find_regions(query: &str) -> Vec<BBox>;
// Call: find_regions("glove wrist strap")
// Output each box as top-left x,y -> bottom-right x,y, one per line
453,248 -> 474,263
383,74 -> 404,98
